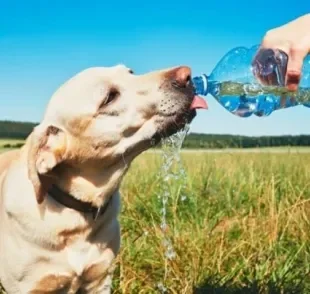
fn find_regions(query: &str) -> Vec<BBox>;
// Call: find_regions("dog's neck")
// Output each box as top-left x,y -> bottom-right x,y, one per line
51,160 -> 129,208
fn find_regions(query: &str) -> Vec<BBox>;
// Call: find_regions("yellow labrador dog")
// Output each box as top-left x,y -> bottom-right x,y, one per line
0,65 -> 207,293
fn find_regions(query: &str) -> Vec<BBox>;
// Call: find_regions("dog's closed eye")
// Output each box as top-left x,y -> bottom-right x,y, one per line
99,87 -> 120,109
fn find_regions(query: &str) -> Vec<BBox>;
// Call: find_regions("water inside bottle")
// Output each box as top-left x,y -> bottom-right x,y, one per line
210,80 -> 310,117
156,124 -> 189,292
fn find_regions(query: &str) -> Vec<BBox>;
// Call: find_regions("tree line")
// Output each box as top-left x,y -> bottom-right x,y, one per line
1,120 -> 310,149
182,133 -> 310,149
0,120 -> 37,139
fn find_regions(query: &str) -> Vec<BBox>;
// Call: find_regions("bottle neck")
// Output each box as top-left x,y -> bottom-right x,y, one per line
192,74 -> 208,96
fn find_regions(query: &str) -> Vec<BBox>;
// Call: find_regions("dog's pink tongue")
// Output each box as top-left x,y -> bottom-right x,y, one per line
190,96 -> 208,110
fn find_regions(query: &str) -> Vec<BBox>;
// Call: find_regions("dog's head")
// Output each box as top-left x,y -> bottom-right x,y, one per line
27,65 -> 206,203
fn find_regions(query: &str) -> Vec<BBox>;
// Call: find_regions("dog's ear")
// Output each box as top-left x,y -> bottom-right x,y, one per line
27,124 -> 67,204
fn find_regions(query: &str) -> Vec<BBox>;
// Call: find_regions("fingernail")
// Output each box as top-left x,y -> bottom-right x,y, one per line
287,84 -> 298,92
286,73 -> 300,90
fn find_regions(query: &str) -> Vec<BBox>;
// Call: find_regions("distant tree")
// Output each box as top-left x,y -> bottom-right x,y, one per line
1,120 -> 310,149
0,120 -> 37,139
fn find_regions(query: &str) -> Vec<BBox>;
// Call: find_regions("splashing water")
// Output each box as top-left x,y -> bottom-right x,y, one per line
156,124 -> 190,292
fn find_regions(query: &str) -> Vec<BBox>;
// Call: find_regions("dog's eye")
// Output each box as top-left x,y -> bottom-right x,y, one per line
101,88 -> 120,108
107,89 -> 119,104
128,69 -> 134,74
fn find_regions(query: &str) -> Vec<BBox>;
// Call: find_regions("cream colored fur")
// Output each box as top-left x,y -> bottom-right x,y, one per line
0,65 -> 196,293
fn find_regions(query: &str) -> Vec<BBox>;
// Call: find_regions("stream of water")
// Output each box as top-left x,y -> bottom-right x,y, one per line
156,124 -> 190,293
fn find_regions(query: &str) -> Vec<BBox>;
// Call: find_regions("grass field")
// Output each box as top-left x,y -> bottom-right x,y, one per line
0,139 -> 24,154
1,143 -> 310,293
0,139 -> 24,145
114,151 -> 310,293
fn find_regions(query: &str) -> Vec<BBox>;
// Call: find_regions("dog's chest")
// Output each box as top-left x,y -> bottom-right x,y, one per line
65,240 -> 102,275
31,241 -> 112,293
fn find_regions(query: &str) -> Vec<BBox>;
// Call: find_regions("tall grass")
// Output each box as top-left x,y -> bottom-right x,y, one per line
1,150 -> 310,293
114,151 -> 310,293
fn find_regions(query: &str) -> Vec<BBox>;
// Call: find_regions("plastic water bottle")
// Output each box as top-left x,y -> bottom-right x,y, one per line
192,45 -> 310,117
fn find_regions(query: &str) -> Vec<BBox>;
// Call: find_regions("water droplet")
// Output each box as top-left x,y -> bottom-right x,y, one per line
163,175 -> 170,182
162,238 -> 170,247
157,282 -> 167,293
165,247 -> 176,260
181,195 -> 187,201
160,222 -> 167,231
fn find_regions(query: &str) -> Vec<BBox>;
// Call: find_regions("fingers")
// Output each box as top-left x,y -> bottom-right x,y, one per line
260,28 -> 309,91
256,14 -> 310,91
252,43 -> 289,86
258,42 -> 307,91
286,46 -> 307,91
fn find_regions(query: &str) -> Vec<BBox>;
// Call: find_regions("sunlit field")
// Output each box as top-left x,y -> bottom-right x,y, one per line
114,150 -> 310,293
1,142 -> 310,293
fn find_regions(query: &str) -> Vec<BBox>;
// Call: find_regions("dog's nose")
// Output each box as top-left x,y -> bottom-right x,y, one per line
166,66 -> 192,88
175,66 -> 191,87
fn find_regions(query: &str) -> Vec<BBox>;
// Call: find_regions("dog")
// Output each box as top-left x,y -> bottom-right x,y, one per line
0,65 -> 207,293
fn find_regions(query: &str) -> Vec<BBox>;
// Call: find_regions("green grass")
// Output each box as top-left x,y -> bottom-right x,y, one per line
2,147 -> 310,293
0,139 -> 24,145
113,151 -> 310,293
0,139 -> 24,153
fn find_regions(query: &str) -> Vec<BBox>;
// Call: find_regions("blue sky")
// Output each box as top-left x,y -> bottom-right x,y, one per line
0,0 -> 309,136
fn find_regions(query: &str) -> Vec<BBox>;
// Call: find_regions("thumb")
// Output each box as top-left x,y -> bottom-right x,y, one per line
286,47 -> 307,91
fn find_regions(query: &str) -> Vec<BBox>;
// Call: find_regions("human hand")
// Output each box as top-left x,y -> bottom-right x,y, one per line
255,14 -> 310,91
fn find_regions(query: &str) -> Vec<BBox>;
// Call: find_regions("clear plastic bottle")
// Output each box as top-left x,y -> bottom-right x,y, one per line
192,45 -> 310,117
